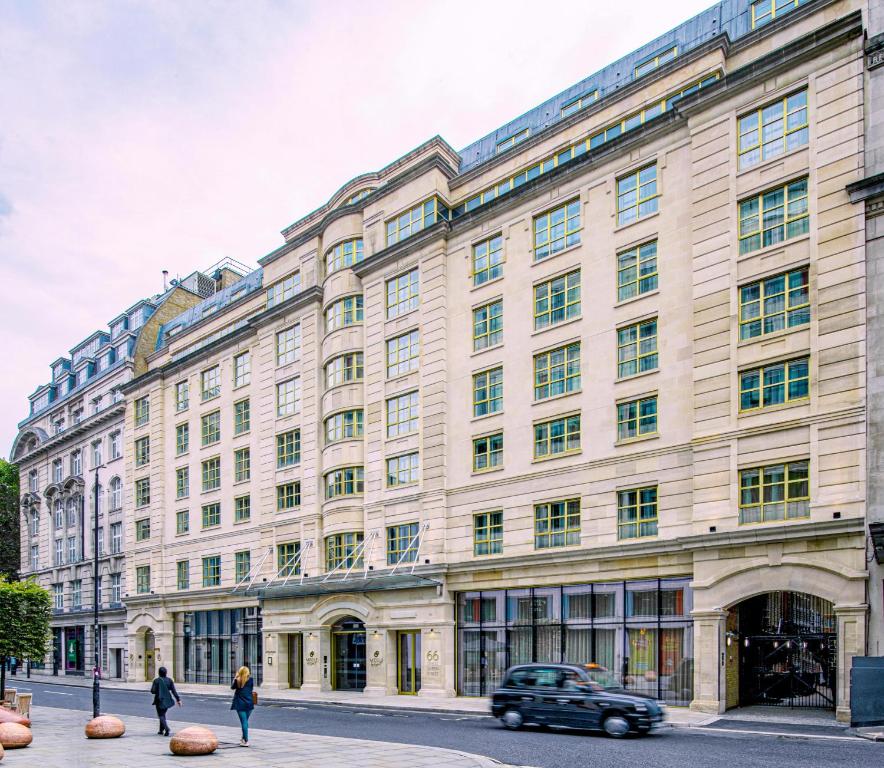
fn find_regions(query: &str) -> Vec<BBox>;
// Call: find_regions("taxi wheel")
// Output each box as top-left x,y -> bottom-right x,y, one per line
601,713 -> 631,738
501,708 -> 524,730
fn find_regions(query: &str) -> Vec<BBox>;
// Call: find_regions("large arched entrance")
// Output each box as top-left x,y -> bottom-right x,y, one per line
728,592 -> 836,710
331,617 -> 366,691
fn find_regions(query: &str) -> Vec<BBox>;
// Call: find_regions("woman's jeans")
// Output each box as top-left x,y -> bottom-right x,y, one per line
237,709 -> 251,741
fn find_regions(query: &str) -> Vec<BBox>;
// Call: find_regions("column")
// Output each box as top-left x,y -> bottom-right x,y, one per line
418,625 -> 455,698
300,630 -> 323,692
834,604 -> 868,723
689,609 -> 727,714
363,626 -> 387,696
262,632 -> 283,690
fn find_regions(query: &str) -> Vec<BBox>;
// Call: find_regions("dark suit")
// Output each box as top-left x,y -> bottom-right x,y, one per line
150,675 -> 180,734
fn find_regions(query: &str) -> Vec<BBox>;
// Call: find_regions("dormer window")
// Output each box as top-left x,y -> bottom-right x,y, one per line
561,89 -> 599,118
496,128 -> 530,154
634,46 -> 677,79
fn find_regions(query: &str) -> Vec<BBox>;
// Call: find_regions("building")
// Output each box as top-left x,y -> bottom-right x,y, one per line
10,267 -> 235,678
120,0 -> 870,720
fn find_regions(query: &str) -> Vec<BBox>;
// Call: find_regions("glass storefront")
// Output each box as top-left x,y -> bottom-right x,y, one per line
457,577 -> 693,704
182,608 -> 263,685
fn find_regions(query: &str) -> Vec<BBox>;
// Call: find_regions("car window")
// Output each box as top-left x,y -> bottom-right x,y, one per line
559,670 -> 583,690
506,669 -> 537,688
531,668 -> 560,689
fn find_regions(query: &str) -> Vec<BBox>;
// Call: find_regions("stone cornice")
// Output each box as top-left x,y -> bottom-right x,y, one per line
352,221 -> 450,278
15,402 -> 126,465
846,171 -> 884,205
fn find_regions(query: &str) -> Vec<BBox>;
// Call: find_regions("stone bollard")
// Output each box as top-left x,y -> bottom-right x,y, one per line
85,715 -> 126,739
0,741 -> 5,761
170,726 -> 218,756
0,722 -> 32,749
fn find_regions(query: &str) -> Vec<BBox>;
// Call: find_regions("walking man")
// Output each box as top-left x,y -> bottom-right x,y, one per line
150,666 -> 182,736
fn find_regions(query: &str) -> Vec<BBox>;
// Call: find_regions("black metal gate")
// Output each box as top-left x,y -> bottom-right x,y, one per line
736,592 -> 836,710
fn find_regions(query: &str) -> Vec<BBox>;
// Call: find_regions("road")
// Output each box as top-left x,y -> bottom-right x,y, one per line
17,680 -> 880,768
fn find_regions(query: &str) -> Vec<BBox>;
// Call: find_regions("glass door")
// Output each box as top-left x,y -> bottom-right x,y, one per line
332,617 -> 366,691
288,634 -> 303,688
398,631 -> 421,694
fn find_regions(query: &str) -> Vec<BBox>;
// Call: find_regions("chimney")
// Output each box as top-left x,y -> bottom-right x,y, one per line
162,270 -> 169,292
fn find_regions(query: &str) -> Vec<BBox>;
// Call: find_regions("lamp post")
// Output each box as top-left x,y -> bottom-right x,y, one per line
92,464 -> 103,719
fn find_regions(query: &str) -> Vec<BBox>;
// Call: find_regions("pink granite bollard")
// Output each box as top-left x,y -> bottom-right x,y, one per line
0,741 -> 5,761
85,715 -> 126,739
169,726 -> 218,756
0,722 -> 32,749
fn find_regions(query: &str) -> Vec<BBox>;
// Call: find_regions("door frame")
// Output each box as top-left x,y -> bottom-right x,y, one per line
287,633 -> 303,689
397,630 -> 421,695
331,625 -> 367,691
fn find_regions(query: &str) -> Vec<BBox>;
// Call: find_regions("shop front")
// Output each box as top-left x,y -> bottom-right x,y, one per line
181,607 -> 263,685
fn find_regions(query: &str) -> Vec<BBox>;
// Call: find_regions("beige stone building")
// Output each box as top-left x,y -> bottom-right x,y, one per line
120,0 -> 872,720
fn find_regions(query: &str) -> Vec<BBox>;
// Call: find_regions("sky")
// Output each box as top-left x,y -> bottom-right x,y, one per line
0,0 -> 714,458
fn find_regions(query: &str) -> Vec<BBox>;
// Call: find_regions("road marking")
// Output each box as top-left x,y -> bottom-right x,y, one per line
44,691 -> 73,696
698,726 -> 866,742
355,712 -> 383,717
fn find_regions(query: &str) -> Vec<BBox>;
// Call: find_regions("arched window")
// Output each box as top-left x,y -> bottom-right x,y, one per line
109,477 -> 122,512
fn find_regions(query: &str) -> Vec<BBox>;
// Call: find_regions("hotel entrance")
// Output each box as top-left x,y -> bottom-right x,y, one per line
397,631 -> 421,694
332,617 -> 366,691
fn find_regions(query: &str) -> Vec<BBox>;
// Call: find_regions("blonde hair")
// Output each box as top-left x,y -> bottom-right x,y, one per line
235,666 -> 250,688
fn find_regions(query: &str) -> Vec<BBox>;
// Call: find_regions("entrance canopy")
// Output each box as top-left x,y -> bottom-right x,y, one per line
258,573 -> 440,600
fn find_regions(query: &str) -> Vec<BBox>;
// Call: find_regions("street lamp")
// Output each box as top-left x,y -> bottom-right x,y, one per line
91,464 -> 104,719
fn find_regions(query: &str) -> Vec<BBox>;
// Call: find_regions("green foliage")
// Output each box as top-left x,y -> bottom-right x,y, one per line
0,578 -> 52,663
0,460 -> 20,580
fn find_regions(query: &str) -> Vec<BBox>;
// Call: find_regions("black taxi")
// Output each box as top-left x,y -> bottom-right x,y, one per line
490,663 -> 666,737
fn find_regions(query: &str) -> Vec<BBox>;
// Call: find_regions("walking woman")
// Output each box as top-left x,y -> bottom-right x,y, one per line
230,666 -> 255,747
150,666 -> 182,736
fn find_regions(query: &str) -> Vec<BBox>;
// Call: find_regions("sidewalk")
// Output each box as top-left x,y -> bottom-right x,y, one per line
10,706 -> 516,768
24,671 -> 716,726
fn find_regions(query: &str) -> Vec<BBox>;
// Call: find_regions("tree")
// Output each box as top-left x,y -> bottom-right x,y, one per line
0,579 -> 51,697
0,460 -> 19,580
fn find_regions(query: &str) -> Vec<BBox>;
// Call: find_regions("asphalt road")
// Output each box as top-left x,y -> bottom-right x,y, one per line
17,680 -> 880,768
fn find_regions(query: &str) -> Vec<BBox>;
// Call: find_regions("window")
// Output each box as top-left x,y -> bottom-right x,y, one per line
266,272 -> 301,308
135,518 -> 151,541
277,542 -> 301,577
109,431 -> 121,460
385,197 -> 450,246
739,89 -> 808,170
634,46 -> 677,78
325,295 -> 364,331
386,269 -> 419,318
71,580 -> 82,608
53,458 -> 63,483
533,200 -> 580,261
201,366 -> 221,401
386,392 -> 418,438
326,352 -> 363,388
110,573 -> 121,603
202,502 -> 221,528
473,300 -> 502,351
176,509 -> 189,535
30,510 -> 39,536
534,499 -> 580,548
110,522 -> 122,553
561,89 -> 599,118
739,460 -> 810,523
472,235 -> 503,286
387,453 -> 419,487
202,457 -> 221,491
326,532 -> 364,570
66,498 -> 77,527
177,560 -> 190,590
740,357 -> 809,411
617,241 -> 658,302
473,367 -> 503,417
534,414 -> 581,459
202,555 -> 221,587
234,352 -> 251,387
276,326 -> 301,366
326,410 -> 364,443
386,330 -> 419,377
30,544 -> 39,571
54,539 -> 63,566
134,396 -> 150,427
617,319 -> 658,378
234,447 -> 250,483
176,381 -> 189,411
751,0 -> 808,29
387,522 -> 419,565
325,467 -> 364,499
176,423 -> 190,454
276,482 -> 301,510
109,477 -> 122,511
135,477 -> 150,507
534,343 -> 581,400
617,395 -> 658,440
71,450 -> 82,476
739,267 -> 809,339
234,399 -> 250,434
496,127 -> 530,153
235,551 -> 251,583
53,500 -> 63,529
473,511 -> 503,556
201,411 -> 221,445
136,565 -> 151,594
326,238 -> 364,274
617,164 -> 658,225
473,433 -> 503,472
534,271 -> 580,330
618,487 -> 658,539
53,583 -> 63,610
134,436 -> 150,467
28,470 -> 39,493
234,495 -> 251,523
91,440 -> 102,468
276,378 -> 301,417
739,178 -> 809,255
276,430 -> 301,467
